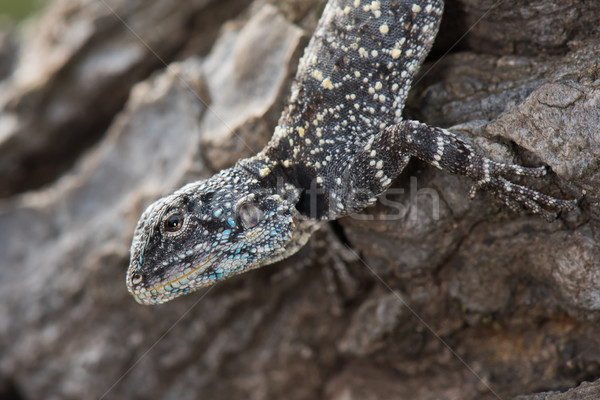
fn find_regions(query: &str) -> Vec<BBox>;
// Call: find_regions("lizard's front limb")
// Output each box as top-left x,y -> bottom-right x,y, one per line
387,120 -> 577,220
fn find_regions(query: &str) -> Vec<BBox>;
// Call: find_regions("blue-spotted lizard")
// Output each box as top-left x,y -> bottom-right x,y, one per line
127,0 -> 576,304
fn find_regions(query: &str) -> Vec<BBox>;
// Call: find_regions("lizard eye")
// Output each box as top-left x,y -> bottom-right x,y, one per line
164,213 -> 184,232
239,203 -> 262,228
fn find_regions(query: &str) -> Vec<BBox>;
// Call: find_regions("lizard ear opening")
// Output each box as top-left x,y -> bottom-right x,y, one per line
239,203 -> 263,228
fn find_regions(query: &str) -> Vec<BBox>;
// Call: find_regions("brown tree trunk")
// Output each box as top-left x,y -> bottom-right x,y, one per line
0,0 -> 599,399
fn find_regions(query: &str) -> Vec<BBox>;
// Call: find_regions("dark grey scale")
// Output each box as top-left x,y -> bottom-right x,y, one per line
266,0 -> 444,218
340,131 -> 411,215
387,120 -> 576,220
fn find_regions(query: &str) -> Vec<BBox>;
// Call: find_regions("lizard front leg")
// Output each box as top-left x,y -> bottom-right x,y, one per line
386,120 -> 577,220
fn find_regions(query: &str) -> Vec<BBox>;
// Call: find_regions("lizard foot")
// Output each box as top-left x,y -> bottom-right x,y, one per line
468,159 -> 578,221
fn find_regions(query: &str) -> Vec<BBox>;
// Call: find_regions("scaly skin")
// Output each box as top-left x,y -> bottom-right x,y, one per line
127,0 -> 576,305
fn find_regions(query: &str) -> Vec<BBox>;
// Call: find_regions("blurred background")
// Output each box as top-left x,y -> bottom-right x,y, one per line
0,0 -> 43,22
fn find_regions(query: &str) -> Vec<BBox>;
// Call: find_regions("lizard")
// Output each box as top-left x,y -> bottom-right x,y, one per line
126,0 -> 576,305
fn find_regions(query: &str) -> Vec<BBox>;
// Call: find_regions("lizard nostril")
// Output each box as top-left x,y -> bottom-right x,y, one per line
132,273 -> 143,285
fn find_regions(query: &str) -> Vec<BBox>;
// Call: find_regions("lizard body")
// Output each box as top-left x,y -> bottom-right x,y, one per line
127,0 -> 575,305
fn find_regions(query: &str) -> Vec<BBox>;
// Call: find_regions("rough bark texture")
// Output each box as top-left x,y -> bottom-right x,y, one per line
0,0 -> 599,399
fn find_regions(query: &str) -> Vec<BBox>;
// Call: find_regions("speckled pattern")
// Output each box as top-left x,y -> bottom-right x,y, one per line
127,0 -> 576,305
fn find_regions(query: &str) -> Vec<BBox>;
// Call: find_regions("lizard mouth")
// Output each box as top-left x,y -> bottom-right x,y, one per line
129,255 -> 216,305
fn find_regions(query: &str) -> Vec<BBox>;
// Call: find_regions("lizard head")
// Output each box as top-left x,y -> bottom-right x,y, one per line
126,162 -> 314,305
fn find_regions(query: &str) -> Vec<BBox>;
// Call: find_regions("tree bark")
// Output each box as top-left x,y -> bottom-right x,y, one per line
0,0 -> 599,399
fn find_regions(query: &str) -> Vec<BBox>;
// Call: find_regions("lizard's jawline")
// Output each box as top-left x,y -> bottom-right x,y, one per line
131,256 -> 216,305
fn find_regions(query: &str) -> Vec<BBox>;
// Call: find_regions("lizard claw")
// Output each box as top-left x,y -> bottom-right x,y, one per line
470,159 -> 577,221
